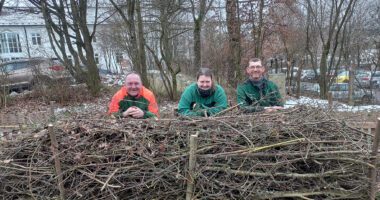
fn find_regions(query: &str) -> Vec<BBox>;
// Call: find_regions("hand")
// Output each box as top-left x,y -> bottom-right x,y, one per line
123,107 -> 145,118
264,106 -> 284,113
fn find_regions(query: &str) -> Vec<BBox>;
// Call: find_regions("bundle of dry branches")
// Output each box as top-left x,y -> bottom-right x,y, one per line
0,106 -> 374,199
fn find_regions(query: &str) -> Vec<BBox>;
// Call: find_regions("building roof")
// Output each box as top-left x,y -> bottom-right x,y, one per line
0,8 -> 45,26
0,7 -> 113,26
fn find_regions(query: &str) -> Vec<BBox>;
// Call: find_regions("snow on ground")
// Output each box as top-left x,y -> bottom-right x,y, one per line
285,96 -> 380,112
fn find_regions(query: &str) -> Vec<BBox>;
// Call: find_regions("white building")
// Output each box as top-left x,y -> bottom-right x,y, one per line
0,6 -> 128,73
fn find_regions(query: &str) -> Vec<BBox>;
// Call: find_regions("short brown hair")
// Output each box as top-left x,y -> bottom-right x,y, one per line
247,58 -> 266,69
196,67 -> 214,80
248,58 -> 262,63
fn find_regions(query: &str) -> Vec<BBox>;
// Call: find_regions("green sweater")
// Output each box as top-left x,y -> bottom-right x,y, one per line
237,79 -> 283,112
178,83 -> 228,117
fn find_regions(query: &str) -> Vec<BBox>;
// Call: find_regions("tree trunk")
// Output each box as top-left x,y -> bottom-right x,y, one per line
0,0 -> 5,13
193,20 -> 202,69
226,0 -> 241,87
136,0 -> 149,88
319,46 -> 329,99
254,0 -> 264,58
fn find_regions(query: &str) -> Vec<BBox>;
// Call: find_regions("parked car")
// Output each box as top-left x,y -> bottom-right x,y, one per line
329,83 -> 372,103
355,71 -> 371,88
0,58 -> 70,91
301,69 -> 316,81
371,71 -> 380,88
336,71 -> 349,83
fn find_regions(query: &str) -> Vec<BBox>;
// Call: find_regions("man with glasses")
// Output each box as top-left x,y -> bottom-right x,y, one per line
108,72 -> 159,119
237,58 -> 283,113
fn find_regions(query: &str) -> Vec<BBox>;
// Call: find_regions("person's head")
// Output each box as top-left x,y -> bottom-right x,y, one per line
196,67 -> 214,91
246,58 -> 266,81
125,71 -> 142,97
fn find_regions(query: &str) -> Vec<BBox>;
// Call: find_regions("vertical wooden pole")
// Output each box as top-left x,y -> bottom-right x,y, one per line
186,132 -> 199,200
328,91 -> 332,109
50,101 -> 56,122
48,124 -> 65,200
369,118 -> 380,200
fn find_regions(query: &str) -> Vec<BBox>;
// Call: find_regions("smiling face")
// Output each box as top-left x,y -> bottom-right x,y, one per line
246,60 -> 265,81
125,73 -> 142,97
197,75 -> 213,90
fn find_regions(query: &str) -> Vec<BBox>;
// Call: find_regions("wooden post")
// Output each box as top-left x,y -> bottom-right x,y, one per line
369,118 -> 380,200
48,124 -> 65,200
186,132 -> 199,200
50,101 -> 56,122
328,91 -> 332,109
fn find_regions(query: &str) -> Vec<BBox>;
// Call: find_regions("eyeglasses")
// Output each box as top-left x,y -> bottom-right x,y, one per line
248,65 -> 263,69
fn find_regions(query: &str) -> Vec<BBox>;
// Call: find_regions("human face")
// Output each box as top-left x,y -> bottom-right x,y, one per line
246,61 -> 265,81
125,74 -> 142,97
197,75 -> 212,90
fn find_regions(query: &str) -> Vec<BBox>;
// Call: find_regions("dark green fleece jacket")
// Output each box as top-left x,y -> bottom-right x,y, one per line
178,83 -> 228,117
237,78 -> 283,112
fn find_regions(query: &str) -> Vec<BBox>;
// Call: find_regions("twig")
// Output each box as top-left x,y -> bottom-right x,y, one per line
77,169 -> 121,188
213,104 -> 241,117
101,168 -> 120,191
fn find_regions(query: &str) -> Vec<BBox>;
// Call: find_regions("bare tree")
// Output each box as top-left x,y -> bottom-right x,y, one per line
268,1 -> 305,97
190,0 -> 213,69
226,0 -> 242,87
110,0 -> 149,87
305,0 -> 356,99
145,0 -> 186,100
28,0 -> 101,95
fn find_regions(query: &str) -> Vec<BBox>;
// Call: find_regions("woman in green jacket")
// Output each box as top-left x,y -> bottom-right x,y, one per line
178,68 -> 228,117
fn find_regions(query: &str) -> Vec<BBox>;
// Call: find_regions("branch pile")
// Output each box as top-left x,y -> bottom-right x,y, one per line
0,106 -> 374,199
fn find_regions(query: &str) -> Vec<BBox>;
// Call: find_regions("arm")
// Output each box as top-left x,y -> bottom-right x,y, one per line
205,86 -> 228,116
237,85 -> 264,113
269,84 -> 284,107
108,88 -> 125,115
145,90 -> 159,118
178,86 -> 204,117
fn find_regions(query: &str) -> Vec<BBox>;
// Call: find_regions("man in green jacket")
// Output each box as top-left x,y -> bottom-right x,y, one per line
178,68 -> 228,117
237,58 -> 283,113
108,72 -> 159,119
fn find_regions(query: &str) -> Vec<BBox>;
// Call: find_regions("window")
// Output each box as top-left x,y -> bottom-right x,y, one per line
31,33 -> 41,45
13,61 -> 29,70
341,84 -> 348,91
3,63 -> 15,72
0,33 -> 22,53
67,56 -> 72,64
116,52 -> 123,63
94,53 -> 99,64
330,84 -> 339,91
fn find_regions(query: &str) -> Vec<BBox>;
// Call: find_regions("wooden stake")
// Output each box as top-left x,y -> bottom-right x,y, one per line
369,118 -> 380,200
186,132 -> 199,200
328,91 -> 332,109
48,124 -> 65,200
50,101 -> 56,122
